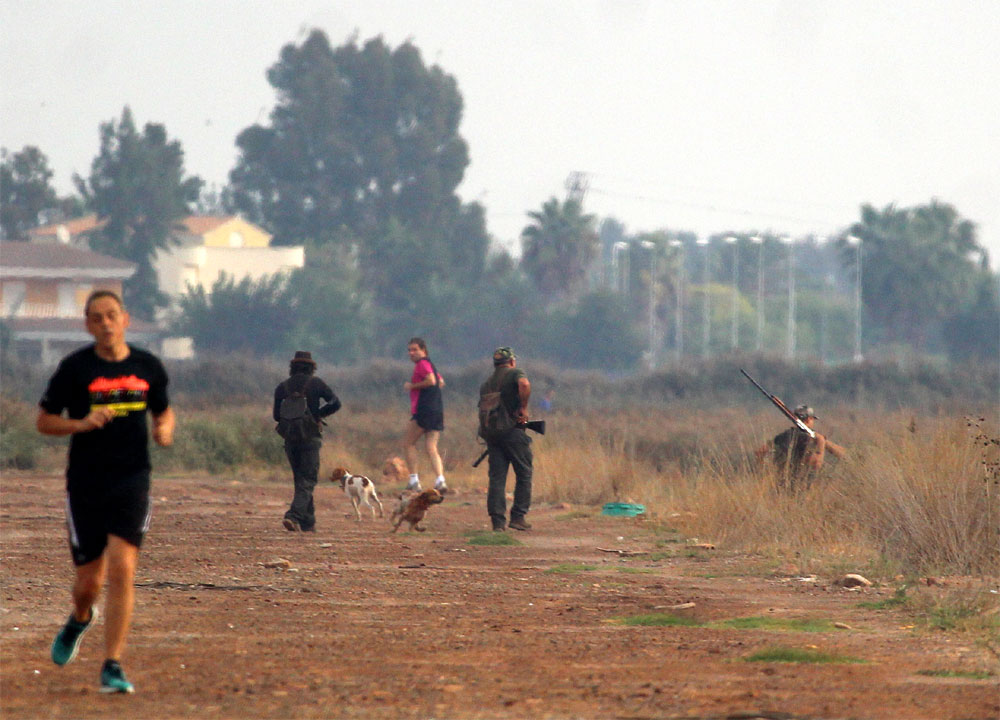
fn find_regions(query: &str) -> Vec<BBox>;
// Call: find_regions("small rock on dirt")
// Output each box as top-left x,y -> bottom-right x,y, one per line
262,558 -> 291,569
838,573 -> 872,588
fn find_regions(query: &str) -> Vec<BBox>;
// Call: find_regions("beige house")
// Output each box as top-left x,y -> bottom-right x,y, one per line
0,242 -> 159,365
154,215 -> 304,302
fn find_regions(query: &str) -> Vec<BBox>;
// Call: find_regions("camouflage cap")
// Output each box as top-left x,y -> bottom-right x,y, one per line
492,346 -> 516,365
793,405 -> 817,420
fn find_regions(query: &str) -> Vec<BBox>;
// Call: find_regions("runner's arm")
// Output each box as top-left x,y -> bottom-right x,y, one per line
152,406 -> 175,447
36,407 -> 114,435
406,374 -> 441,390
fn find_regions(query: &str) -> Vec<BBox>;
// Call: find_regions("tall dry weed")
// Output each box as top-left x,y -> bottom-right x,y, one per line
534,408 -> 998,578
838,417 -> 1000,575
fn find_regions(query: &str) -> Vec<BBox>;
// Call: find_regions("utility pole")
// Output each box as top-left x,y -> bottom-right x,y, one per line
564,171 -> 590,203
698,237 -> 711,358
751,235 -> 764,352
726,236 -> 739,350
783,236 -> 796,360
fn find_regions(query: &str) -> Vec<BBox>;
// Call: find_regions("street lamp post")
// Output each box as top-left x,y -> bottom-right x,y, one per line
612,241 -> 629,297
725,236 -> 739,350
751,235 -> 764,352
640,240 -> 657,369
782,236 -> 796,360
697,237 -> 711,358
669,239 -> 684,362
820,273 -> 834,365
846,235 -> 863,362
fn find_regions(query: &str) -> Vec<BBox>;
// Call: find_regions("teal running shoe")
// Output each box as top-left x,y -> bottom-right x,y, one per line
99,660 -> 135,694
51,607 -> 97,666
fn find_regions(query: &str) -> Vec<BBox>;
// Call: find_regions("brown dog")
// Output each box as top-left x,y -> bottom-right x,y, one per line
390,488 -> 444,533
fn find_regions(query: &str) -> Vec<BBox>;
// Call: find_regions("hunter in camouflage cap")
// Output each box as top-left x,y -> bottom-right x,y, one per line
492,346 -> 516,366
793,405 -> 817,420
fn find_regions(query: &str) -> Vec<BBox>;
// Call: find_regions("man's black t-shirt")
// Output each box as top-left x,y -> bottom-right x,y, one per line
39,344 -> 170,486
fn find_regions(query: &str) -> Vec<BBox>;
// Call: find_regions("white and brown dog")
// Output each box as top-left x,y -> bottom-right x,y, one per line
330,467 -> 384,520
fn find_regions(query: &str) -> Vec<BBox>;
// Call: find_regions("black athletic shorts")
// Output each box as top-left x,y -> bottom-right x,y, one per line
412,411 -> 444,432
65,470 -> 151,566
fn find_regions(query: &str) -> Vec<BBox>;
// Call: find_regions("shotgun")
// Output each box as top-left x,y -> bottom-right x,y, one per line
739,369 -> 815,439
472,420 -> 546,467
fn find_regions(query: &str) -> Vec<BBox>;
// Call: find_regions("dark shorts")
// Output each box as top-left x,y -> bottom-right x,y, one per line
65,470 -> 151,566
412,411 -> 444,432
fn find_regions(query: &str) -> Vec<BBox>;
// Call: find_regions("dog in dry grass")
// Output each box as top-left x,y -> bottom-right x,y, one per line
390,488 -> 444,533
330,467 -> 384,520
381,456 -> 409,486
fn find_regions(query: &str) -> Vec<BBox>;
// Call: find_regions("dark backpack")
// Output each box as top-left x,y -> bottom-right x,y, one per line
478,368 -> 517,440
276,378 -> 320,443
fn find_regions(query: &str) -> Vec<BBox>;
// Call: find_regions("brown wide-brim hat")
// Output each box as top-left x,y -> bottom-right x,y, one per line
290,350 -> 316,366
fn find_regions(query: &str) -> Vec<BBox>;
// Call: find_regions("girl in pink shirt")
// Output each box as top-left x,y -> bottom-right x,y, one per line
402,337 -> 446,491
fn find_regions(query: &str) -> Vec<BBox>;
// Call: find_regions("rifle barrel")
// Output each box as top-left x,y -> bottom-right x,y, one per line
739,368 -> 815,439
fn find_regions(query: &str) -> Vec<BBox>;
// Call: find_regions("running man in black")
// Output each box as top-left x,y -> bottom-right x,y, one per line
38,290 -> 174,694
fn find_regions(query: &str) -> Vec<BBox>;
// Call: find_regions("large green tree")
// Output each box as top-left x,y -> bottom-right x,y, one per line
520,197 -> 599,302
538,289 -> 644,371
1,146 -> 58,240
841,200 -> 987,349
228,31 -> 476,245
173,272 -> 296,356
227,30 -> 489,344
76,107 -> 202,319
285,244 -> 375,363
942,270 -> 999,361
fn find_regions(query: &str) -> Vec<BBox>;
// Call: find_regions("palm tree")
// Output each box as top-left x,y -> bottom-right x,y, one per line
519,197 -> 598,302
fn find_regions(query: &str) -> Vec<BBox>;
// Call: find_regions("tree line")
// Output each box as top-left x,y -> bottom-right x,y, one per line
2,29 -> 996,369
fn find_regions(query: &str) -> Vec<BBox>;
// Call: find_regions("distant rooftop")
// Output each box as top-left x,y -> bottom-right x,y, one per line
0,242 -> 135,278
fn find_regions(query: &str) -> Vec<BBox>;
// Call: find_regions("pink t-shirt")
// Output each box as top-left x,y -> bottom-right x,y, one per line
410,358 -> 434,414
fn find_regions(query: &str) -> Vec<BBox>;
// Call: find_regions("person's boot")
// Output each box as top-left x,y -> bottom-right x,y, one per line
508,517 -> 532,531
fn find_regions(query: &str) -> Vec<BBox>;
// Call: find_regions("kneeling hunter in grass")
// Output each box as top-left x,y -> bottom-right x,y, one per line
756,404 -> 846,488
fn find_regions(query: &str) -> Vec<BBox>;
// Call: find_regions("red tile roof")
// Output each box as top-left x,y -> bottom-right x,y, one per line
29,214 -> 106,238
179,216 -> 232,235
29,214 -> 260,242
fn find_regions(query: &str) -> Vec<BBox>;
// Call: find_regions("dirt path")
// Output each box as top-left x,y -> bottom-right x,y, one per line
1,474 -> 997,719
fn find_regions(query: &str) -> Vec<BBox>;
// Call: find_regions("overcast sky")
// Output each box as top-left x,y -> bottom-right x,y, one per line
3,0 -> 998,263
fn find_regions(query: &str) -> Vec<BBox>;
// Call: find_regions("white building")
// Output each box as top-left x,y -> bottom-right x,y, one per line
154,215 -> 304,301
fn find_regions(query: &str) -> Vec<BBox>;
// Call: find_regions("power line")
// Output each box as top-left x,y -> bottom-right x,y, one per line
586,185 -> 846,231
587,170 -> 855,214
